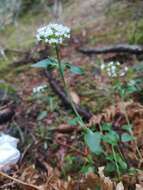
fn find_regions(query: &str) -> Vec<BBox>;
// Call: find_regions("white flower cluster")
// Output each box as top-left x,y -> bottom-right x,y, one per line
101,61 -> 128,77
36,23 -> 70,44
33,84 -> 47,94
120,66 -> 128,77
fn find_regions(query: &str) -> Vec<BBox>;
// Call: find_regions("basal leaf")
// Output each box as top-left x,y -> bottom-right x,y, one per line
84,128 -> 102,155
122,124 -> 132,133
102,123 -> 112,132
121,133 -> 135,142
67,117 -> 80,126
102,131 -> 119,145
115,153 -> 128,170
105,162 -> 116,173
31,58 -> 57,69
66,63 -> 84,75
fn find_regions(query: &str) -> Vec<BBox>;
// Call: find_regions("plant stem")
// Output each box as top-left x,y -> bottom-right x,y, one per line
55,45 -> 84,127
112,145 -> 120,179
121,95 -> 143,160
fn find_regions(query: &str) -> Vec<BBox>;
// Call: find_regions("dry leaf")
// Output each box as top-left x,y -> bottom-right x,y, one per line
88,101 -> 132,125
98,167 -> 113,190
70,91 -> 80,104
116,182 -> 124,190
137,172 -> 143,187
98,166 -> 105,178
136,184 -> 143,190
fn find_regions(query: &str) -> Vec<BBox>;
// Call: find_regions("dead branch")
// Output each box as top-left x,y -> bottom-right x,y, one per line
44,71 -> 93,121
79,44 -> 143,55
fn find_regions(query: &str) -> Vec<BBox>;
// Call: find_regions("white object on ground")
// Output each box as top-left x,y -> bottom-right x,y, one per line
0,134 -> 20,171
33,84 -> 47,94
116,182 -> 124,190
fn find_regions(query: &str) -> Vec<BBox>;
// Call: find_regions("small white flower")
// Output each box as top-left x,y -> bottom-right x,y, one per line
120,66 -> 128,76
101,63 -> 105,70
116,61 -> 120,66
108,61 -> 114,66
33,85 -> 47,94
107,62 -> 118,77
101,61 -> 123,77
124,66 -> 128,71
36,23 -> 70,44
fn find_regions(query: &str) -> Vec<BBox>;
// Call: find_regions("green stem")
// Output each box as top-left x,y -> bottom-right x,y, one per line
55,45 -> 84,127
121,95 -> 143,160
112,145 -> 120,179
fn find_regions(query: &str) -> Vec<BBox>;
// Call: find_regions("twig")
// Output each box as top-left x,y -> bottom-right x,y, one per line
19,143 -> 33,164
0,171 -> 40,190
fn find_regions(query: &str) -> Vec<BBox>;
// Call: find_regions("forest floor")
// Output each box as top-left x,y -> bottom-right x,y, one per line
0,0 -> 143,189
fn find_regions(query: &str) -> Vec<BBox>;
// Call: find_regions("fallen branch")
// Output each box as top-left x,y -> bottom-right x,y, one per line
0,171 -> 39,190
44,71 -> 93,121
79,44 -> 143,55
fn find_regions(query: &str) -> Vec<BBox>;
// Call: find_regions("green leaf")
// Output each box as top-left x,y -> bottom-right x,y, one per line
106,154 -> 114,161
102,123 -> 112,132
127,85 -> 138,94
37,111 -> 48,121
67,117 -> 80,126
113,153 -> 128,170
122,124 -> 132,133
121,133 -> 135,142
66,63 -> 84,75
106,153 -> 127,171
95,186 -> 101,190
105,162 -> 116,173
128,167 -> 139,174
31,58 -> 57,69
84,129 -> 102,155
102,131 -> 119,145
81,165 -> 95,175
116,154 -> 128,170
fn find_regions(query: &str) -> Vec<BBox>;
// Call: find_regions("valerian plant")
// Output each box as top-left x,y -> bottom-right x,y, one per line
100,60 -> 143,174
107,64 -> 143,161
32,23 -> 97,154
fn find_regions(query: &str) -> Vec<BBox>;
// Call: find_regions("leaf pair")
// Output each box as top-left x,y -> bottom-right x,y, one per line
31,58 -> 84,75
